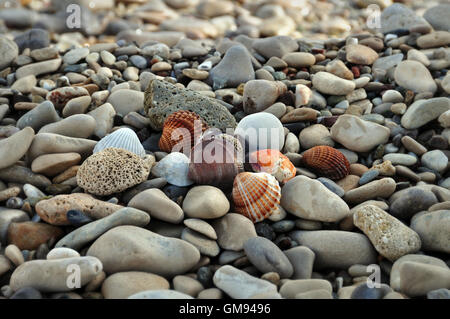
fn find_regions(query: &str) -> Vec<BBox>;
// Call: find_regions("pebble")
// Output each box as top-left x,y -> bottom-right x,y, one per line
62,96 -> 92,117
0,36 -> 19,70
417,31 -> 450,49
8,221 -> 63,251
244,237 -> 293,279
383,153 -> 417,166
102,272 -> 169,299
46,247 -> 80,260
107,89 -> 144,116
354,205 -> 421,261
380,3 -> 430,34
87,103 -> 116,138
279,279 -> 332,299
346,44 -> 378,65
129,188 -> 184,224
282,52 -> 315,68
56,207 -> 150,250
284,246 -> 315,279
411,210 -> 450,254
243,80 -> 286,114
212,213 -> 257,251
424,4 -> 450,31
15,58 -> 62,79
401,136 -> 427,156
182,186 -> 229,219
330,114 -> 390,152
128,290 -> 193,299
16,101 -> 60,131
184,219 -> 217,240
344,178 -> 396,204
172,275 -> 204,297
421,150 -> 448,173
209,45 -> 254,90
0,127 -> 35,170
390,254 -> 450,297
289,230 -> 377,270
299,124 -> 334,149
359,169 -> 379,185
401,97 -> 450,129
394,60 -> 437,94
87,226 -> 200,276
312,71 -> 356,95
9,256 -> 102,292
181,228 -> 220,257
281,176 -> 350,222
213,265 -> 278,299
252,36 -> 298,59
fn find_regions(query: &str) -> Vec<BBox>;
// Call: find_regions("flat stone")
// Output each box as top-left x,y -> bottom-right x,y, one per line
417,31 -> 450,49
128,289 -> 193,299
298,124 -> 334,149
182,186 -> 229,219
390,188 -> 438,219
55,207 -> 150,250
62,96 -> 92,117
173,275 -> 204,297
243,80 -> 286,114
107,89 -> 144,117
281,175 -> 350,222
354,205 -> 421,261
279,279 -> 332,299
102,272 -> 169,299
289,230 -> 377,270
7,221 -> 63,251
312,72 -> 356,95
181,228 -> 220,257
212,213 -> 257,251
394,60 -> 437,94
213,265 -> 278,299
87,103 -> 116,138
31,153 -> 81,176
15,58 -> 62,79
9,256 -> 102,292
243,237 -> 293,279
0,36 -> 19,70
0,165 -> 51,189
382,153 -> 417,166
46,247 -> 80,260
252,36 -> 298,59
35,193 -> 123,226
330,114 -> 390,152
282,52 -> 316,68
421,150 -> 449,173
0,127 -> 35,170
16,101 -> 60,131
346,44 -> 378,65
284,246 -> 315,279
344,178 -> 396,204
87,225 -> 200,276
144,79 -> 236,131
0,209 -> 30,246
380,3 -> 430,34
424,4 -> 450,31
411,210 -> 450,254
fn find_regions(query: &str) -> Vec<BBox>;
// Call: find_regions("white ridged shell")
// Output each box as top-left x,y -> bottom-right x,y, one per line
93,128 -> 146,157
152,152 -> 194,187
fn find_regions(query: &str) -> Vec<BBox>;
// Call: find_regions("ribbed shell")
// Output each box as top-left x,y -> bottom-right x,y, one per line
232,172 -> 281,223
188,133 -> 244,188
249,149 -> 296,183
93,128 -> 146,157
159,110 -> 208,153
301,146 -> 350,180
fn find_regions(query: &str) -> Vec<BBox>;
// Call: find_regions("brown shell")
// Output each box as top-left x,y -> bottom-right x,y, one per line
188,132 -> 244,189
232,172 -> 282,223
159,110 -> 208,153
301,146 -> 350,180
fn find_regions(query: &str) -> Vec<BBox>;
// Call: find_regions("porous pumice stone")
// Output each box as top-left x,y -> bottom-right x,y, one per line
76,147 -> 152,196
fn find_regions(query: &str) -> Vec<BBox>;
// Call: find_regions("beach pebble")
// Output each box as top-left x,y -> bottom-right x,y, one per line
0,127 -> 35,170
181,228 -> 220,257
46,247 -> 80,260
353,205 -> 421,261
102,272 -> 169,299
10,256 -> 102,292
390,188 -> 438,219
279,279 -> 332,299
421,150 -> 448,173
129,188 -> 184,224
213,265 -> 278,299
312,71 -> 356,96
7,222 -> 63,251
173,275 -> 204,297
281,176 -> 350,222
107,89 -> 144,116
128,290 -> 193,299
401,98 -> 450,129
299,124 -> 334,149
0,36 -> 19,70
282,52 -> 315,68
344,178 -> 396,204
182,186 -> 229,219
87,225 -> 200,276
330,115 -> 390,152
289,230 -> 377,270
394,60 -> 437,94
243,80 -> 286,114
212,213 -> 257,251
424,4 -> 450,31
16,101 -> 60,131
284,246 -> 315,279
243,237 -> 293,279
411,210 -> 450,254
346,44 -> 378,65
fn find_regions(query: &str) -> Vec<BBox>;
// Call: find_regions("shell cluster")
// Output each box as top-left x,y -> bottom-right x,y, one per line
159,110 -> 208,153
188,129 -> 244,189
249,149 -> 296,183
301,145 -> 350,180
93,128 -> 146,158
232,172 -> 282,223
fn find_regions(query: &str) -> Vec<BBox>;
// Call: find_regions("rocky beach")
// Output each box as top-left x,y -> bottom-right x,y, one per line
0,0 -> 449,300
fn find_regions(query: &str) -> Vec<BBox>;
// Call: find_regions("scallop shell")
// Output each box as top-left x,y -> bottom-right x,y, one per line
152,152 -> 194,187
93,128 -> 146,157
232,172 -> 282,223
188,131 -> 244,188
249,149 -> 296,183
159,110 -> 208,153
301,145 -> 350,180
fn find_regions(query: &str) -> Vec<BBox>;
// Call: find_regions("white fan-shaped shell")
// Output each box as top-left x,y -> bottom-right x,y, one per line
93,128 -> 146,157
152,152 -> 194,187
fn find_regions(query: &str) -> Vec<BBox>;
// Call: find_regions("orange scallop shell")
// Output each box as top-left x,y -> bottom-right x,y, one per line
249,149 -> 296,183
232,172 -> 281,223
301,145 -> 350,180
159,110 -> 208,153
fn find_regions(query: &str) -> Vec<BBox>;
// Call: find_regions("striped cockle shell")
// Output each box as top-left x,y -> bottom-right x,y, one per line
188,131 -> 244,188
159,110 -> 208,153
301,145 -> 350,180
232,172 -> 282,223
249,149 -> 296,183
93,127 -> 146,157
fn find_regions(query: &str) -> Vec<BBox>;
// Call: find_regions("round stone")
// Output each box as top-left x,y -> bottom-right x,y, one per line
182,186 -> 230,219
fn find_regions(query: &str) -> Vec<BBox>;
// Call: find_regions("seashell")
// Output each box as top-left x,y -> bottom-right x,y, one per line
93,127 -> 146,157
152,152 -> 194,187
232,172 -> 282,223
159,110 -> 208,153
249,149 -> 296,183
188,130 -> 244,188
301,145 -> 350,180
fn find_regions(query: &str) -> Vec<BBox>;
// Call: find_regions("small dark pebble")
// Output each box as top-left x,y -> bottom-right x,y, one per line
255,222 -> 276,241
350,283 -> 386,299
10,287 -> 42,299
66,209 -> 93,226
197,266 -> 214,288
6,197 -> 23,209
